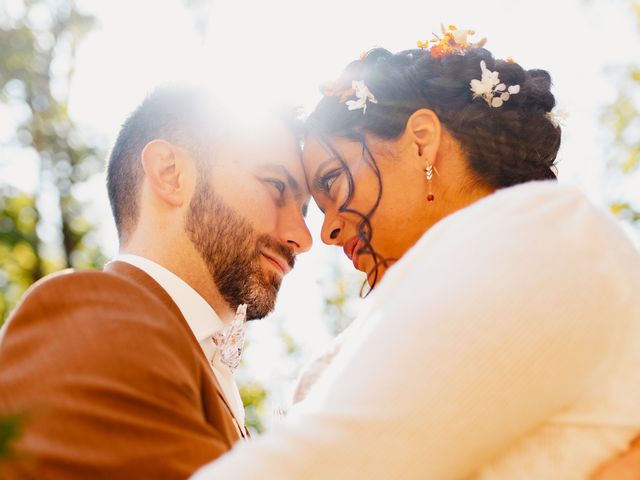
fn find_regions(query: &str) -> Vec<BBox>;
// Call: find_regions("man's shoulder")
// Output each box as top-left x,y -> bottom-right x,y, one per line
2,267 -> 202,376
6,267 -> 181,335
18,267 -> 158,308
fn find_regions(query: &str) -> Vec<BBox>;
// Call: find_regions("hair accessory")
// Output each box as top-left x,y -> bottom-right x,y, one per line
470,60 -> 520,108
345,80 -> 378,114
418,24 -> 487,58
545,110 -> 567,128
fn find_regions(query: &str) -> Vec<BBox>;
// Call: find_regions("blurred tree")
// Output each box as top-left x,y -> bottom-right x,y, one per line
322,263 -> 364,337
0,185 -> 41,319
0,0 -> 104,324
601,0 -> 640,232
239,381 -> 268,434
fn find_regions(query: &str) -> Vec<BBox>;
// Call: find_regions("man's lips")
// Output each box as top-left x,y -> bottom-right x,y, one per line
261,251 -> 291,275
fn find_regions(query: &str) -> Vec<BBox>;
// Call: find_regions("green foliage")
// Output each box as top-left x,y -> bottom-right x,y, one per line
0,0 -> 105,324
600,0 -> 640,231
0,414 -> 23,460
322,264 -> 364,336
611,202 -> 640,223
239,381 -> 269,434
0,186 -> 41,320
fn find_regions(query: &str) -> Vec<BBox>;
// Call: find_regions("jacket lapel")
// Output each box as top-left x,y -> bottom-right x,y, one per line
104,261 -> 245,438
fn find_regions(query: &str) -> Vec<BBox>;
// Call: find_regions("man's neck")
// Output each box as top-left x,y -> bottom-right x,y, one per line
119,242 -> 235,323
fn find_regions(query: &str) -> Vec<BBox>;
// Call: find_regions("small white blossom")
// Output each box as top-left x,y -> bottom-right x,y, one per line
345,80 -> 378,114
470,60 -> 520,108
546,109 -> 568,128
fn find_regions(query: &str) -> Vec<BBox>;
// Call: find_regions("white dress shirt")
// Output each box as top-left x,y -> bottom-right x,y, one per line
110,254 -> 245,428
192,181 -> 640,479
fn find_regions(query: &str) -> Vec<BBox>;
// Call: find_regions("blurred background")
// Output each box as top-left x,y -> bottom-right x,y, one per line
0,0 -> 638,442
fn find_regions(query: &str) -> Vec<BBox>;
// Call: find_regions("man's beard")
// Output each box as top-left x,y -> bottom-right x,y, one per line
185,178 -> 295,320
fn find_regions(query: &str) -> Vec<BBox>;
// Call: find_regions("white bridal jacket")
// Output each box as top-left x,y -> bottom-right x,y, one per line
193,181 -> 640,480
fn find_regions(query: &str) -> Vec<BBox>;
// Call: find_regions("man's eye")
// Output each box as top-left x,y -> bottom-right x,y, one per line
264,178 -> 285,195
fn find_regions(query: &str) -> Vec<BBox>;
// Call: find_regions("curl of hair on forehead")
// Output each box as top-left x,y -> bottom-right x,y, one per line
313,131 -> 392,295
306,46 -> 561,293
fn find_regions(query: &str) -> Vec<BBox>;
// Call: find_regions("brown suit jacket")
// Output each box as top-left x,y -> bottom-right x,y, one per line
0,261 -> 242,479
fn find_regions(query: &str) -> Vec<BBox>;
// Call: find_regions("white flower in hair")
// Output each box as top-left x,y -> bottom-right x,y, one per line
345,80 -> 378,114
470,60 -> 499,98
470,60 -> 520,108
546,109 -> 568,128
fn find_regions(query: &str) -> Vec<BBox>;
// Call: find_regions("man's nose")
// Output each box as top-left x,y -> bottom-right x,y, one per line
280,206 -> 313,255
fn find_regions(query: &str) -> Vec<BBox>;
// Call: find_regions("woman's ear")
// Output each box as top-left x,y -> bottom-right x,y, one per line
404,109 -> 442,165
140,139 -> 190,207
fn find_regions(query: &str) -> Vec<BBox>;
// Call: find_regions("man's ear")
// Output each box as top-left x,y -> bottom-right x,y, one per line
404,108 -> 442,167
140,139 -> 190,208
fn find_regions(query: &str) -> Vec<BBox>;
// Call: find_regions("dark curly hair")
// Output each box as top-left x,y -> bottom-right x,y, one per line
305,46 -> 562,292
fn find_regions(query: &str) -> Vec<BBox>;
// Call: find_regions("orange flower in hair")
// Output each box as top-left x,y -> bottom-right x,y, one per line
418,24 -> 487,58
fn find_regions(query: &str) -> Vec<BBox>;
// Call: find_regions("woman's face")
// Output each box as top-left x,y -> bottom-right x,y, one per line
302,134 -> 434,284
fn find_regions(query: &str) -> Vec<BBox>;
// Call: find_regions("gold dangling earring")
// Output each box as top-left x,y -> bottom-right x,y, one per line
425,162 -> 439,202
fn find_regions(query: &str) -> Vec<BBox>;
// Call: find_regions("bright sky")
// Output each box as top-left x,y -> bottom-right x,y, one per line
2,0 -> 639,412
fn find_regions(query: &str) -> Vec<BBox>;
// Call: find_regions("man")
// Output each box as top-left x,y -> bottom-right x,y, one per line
0,86 -> 311,479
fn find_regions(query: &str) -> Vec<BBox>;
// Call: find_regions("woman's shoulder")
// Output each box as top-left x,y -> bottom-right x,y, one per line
416,180 -> 636,264
375,180 -> 639,322
434,181 -> 603,237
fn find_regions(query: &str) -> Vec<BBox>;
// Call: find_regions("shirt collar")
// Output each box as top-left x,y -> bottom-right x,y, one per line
110,254 -> 224,342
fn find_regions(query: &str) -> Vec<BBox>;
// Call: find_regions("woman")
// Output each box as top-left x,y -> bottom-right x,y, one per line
193,29 -> 640,479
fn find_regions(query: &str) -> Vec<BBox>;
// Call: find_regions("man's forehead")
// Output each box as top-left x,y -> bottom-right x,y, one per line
227,121 -> 298,159
212,121 -> 307,190
243,125 -> 305,172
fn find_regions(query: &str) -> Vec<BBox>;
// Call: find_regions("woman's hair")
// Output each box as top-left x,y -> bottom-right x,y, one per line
305,46 -> 561,292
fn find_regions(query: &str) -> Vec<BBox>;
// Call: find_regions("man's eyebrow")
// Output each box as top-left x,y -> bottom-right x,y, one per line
262,163 -> 302,196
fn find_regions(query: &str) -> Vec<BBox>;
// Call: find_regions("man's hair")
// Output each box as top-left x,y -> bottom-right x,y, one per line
106,85 -> 302,242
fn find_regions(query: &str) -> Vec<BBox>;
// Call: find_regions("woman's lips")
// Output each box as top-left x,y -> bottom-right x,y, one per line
343,236 -> 362,270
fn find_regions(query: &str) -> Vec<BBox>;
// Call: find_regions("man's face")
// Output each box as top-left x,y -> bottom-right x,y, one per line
185,123 -> 312,320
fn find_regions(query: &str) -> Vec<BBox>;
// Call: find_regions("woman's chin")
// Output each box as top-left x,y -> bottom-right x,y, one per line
364,264 -> 387,289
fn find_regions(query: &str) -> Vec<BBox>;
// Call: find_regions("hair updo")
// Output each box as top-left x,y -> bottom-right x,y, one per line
305,46 -> 561,291
306,46 -> 561,187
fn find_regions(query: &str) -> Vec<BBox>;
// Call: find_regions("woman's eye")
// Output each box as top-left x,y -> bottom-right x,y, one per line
321,170 -> 342,193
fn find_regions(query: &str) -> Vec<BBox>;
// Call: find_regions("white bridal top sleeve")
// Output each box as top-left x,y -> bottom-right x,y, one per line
192,181 -> 640,480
